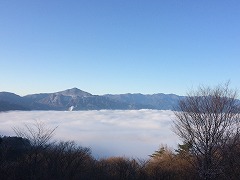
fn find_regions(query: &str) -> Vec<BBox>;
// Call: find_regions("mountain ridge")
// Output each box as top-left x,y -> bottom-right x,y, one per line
0,88 -> 183,111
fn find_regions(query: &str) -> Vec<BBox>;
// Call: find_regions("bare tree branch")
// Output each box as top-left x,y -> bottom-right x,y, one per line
13,120 -> 58,149
173,83 -> 240,179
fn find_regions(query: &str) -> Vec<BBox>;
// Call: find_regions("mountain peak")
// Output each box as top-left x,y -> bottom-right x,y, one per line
0,89 -> 183,111
57,88 -> 92,97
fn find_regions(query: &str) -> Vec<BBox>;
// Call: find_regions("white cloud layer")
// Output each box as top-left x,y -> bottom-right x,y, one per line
0,110 -> 180,159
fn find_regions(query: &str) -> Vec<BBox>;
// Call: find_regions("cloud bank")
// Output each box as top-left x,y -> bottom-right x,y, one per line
0,110 -> 179,159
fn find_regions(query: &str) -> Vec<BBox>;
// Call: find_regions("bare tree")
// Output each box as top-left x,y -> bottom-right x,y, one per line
12,121 -> 58,179
13,120 -> 57,149
173,83 -> 240,179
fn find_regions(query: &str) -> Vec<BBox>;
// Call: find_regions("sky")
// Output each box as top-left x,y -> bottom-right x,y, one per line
0,110 -> 178,159
0,0 -> 240,96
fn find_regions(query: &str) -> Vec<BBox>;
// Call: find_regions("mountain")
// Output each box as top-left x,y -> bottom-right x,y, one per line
55,87 -> 92,97
0,92 -> 30,111
0,92 -> 25,104
0,88 -> 183,111
104,93 -> 184,110
0,100 -> 29,111
24,88 -> 132,110
24,88 -> 92,110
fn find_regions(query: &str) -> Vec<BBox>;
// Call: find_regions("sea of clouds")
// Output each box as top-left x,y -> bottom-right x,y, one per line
0,110 -> 180,159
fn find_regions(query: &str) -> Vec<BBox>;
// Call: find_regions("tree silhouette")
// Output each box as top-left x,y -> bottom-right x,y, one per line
174,83 -> 240,179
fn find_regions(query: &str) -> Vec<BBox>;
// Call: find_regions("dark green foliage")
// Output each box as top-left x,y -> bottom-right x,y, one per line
175,141 -> 192,156
150,146 -> 165,158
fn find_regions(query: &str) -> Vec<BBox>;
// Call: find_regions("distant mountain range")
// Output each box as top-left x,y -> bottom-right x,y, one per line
0,88 -> 184,111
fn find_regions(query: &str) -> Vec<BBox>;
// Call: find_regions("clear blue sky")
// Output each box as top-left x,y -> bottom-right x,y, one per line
1,0 -> 240,96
